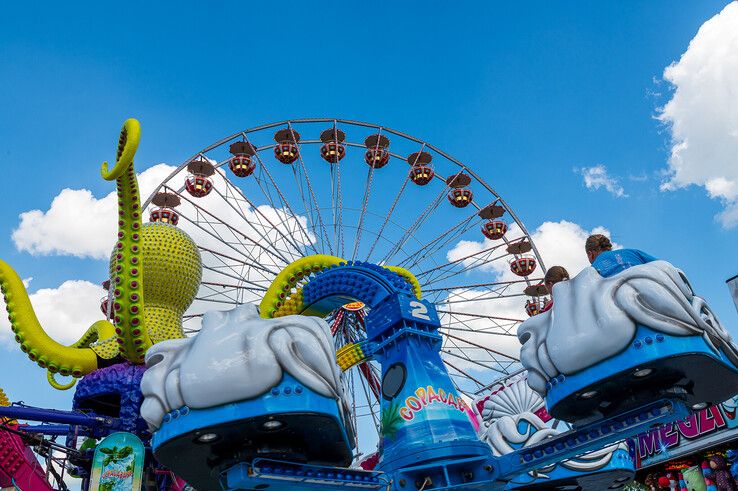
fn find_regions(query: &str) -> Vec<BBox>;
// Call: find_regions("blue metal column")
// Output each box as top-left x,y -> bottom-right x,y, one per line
366,293 -> 494,483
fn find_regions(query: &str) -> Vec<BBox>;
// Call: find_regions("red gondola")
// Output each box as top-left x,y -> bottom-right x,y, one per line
482,220 -> 507,240
228,141 -> 257,178
149,207 -> 180,225
448,188 -> 473,208
446,173 -> 473,208
364,134 -> 390,168
523,283 -> 549,317
408,151 -> 435,185
149,192 -> 181,226
184,159 -> 215,198
320,128 -> 346,164
510,255 -> 537,277
274,129 -> 300,164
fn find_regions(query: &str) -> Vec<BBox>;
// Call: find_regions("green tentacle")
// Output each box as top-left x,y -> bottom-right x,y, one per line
101,119 -> 152,364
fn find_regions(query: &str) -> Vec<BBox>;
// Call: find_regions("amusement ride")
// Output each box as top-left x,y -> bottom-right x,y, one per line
0,118 -> 736,491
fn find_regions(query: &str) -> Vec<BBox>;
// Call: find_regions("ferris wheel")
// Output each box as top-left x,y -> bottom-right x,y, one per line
141,118 -> 546,454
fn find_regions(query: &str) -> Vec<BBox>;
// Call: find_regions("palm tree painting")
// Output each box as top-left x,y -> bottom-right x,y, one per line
381,401 -> 404,441
98,446 -> 133,468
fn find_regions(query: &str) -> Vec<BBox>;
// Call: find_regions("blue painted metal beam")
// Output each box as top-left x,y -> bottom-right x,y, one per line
0,405 -> 115,428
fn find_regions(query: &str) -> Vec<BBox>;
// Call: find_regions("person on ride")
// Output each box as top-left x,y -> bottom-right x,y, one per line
585,233 -> 657,278
542,266 -> 570,312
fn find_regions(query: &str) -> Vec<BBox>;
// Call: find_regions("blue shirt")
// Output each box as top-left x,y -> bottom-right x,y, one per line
591,249 -> 658,278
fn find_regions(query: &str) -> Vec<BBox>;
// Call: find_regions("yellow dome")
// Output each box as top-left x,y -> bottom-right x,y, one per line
109,222 -> 202,343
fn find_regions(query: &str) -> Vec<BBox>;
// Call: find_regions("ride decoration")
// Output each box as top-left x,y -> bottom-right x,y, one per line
518,260 -> 738,422
0,119 -> 202,389
259,254 -> 421,319
478,372 -> 633,489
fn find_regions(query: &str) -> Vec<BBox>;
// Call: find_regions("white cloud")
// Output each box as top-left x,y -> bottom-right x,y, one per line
0,278 -> 104,347
657,1 -> 738,228
12,164 -> 175,259
577,165 -> 628,198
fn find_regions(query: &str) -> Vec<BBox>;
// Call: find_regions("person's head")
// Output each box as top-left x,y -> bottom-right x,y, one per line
544,266 -> 570,295
710,455 -> 727,470
585,234 -> 612,264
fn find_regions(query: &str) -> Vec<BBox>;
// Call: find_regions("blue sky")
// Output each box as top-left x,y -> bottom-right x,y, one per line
1,1 -> 737,422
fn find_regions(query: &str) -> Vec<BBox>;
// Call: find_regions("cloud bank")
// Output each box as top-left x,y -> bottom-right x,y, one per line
658,2 -> 738,228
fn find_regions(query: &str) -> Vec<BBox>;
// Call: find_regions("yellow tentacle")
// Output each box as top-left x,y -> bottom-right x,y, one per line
100,119 -> 141,181
47,372 -> 77,390
262,256 -> 424,319
0,259 -> 98,379
259,255 -> 345,318
44,319 -> 119,390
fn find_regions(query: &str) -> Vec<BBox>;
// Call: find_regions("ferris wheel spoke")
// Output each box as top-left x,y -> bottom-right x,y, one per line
287,160 -> 321,250
380,181 -> 449,266
395,211 -> 479,271
196,286 -> 255,306
443,358 -> 486,388
170,192 -> 279,273
169,188 -> 288,272
440,323 -> 519,336
214,170 -> 306,261
336,157 -> 345,258
209,184 -> 294,265
443,331 -> 519,363
198,247 -> 273,289
183,219 -> 276,284
441,320 -> 519,337
436,291 -> 527,306
364,174 -> 410,263
193,296 -> 241,305
358,385 -> 381,435
441,348 -> 505,373
176,211 -> 278,282
420,250 -> 511,288
428,278 -> 543,305
334,121 -> 345,258
351,128 -> 382,262
425,278 -> 534,294
288,122 -> 334,256
200,281 -> 265,293
250,149 -> 320,256
382,165 -> 475,266
248,130 -> 316,247
441,319 -> 518,348
415,241 -> 509,280
327,121 -> 346,258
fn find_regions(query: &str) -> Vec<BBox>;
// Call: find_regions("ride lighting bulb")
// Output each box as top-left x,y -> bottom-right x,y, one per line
263,420 -> 283,430
196,433 -> 219,443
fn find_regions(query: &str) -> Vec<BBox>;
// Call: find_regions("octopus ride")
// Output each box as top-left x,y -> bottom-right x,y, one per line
0,118 -> 737,491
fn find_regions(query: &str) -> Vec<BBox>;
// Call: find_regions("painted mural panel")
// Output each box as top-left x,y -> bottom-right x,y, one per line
89,432 -> 145,491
